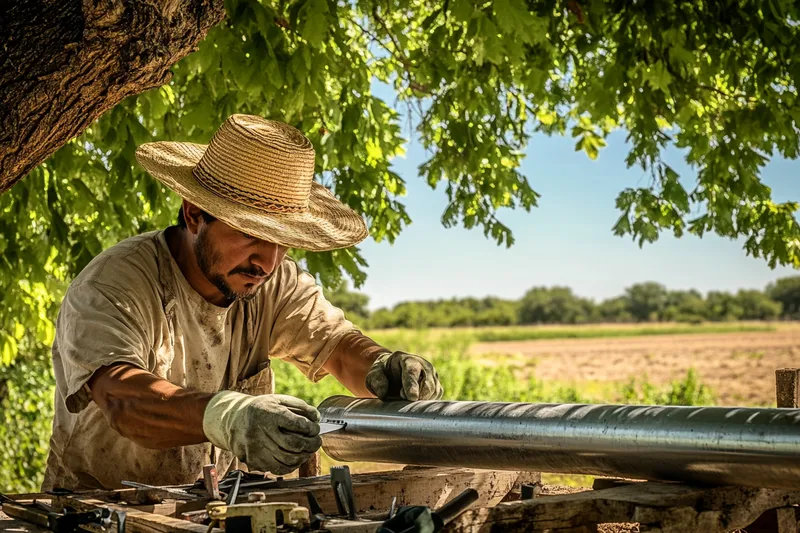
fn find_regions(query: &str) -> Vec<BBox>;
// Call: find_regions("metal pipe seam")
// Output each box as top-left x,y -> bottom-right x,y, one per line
319,396 -> 800,490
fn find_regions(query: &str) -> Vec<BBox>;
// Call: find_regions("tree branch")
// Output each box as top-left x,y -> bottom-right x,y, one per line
0,0 -> 226,192
365,9 -> 432,95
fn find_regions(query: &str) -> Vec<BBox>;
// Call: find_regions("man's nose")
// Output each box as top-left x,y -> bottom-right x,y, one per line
250,242 -> 282,274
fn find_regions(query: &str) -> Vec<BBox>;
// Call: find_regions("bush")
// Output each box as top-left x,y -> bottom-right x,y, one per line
273,342 -> 586,405
620,369 -> 715,406
0,348 -> 55,493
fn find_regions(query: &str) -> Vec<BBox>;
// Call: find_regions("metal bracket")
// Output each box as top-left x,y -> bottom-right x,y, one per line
206,501 -> 309,533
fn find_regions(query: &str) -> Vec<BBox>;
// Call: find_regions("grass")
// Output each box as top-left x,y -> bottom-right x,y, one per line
273,329 -> 718,407
361,322 -> 778,346
468,322 -> 776,343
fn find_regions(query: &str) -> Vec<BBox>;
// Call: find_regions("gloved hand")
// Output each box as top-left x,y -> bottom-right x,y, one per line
202,390 -> 321,475
365,351 -> 443,401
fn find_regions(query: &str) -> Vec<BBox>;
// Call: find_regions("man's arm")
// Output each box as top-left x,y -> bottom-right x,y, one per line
88,363 -> 213,449
322,333 -> 386,397
323,332 -> 443,401
90,363 -> 322,474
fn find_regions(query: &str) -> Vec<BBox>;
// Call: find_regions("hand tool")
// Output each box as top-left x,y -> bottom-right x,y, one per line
202,465 -> 221,500
205,500 -> 309,533
318,421 -> 346,434
209,470 -> 333,495
1,495 -> 127,533
120,481 -> 200,500
305,492 -> 326,530
330,465 -> 357,520
376,488 -> 479,533
224,470 -> 243,505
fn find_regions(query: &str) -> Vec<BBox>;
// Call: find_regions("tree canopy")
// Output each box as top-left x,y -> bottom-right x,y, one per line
2,0 -> 800,365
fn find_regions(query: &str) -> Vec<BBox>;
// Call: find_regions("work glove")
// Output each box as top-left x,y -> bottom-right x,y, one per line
365,351 -> 444,401
202,390 -> 321,475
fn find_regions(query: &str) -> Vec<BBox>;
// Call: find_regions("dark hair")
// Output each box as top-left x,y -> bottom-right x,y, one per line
177,206 -> 217,228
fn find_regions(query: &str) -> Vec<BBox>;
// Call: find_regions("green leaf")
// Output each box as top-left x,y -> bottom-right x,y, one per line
301,0 -> 329,47
449,0 -> 473,22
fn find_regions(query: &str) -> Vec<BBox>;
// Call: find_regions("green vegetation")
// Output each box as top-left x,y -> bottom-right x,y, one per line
4,0 -> 800,375
3,0 -> 799,494
328,279 -> 793,330
274,345 -> 715,407
620,369 -> 715,407
0,352 -> 55,493
470,323 -> 775,343
1,327 -> 721,493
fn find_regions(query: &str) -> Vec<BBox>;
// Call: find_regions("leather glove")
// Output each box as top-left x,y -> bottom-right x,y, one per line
202,390 -> 321,475
365,351 -> 443,401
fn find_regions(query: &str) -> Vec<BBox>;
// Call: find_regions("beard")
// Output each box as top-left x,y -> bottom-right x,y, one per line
194,227 -> 271,303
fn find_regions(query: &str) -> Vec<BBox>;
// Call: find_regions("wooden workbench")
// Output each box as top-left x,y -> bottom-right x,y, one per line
3,468 -> 800,533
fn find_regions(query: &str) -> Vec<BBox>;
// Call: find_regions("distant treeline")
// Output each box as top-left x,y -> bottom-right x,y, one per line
324,276 -> 800,329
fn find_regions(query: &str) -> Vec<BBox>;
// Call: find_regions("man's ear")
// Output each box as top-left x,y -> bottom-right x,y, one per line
182,201 -> 205,235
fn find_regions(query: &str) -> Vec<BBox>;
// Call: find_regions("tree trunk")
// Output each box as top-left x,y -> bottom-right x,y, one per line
0,0 -> 225,193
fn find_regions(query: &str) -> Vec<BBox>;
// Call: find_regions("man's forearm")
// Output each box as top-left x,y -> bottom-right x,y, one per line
323,332 -> 388,397
88,363 -> 213,449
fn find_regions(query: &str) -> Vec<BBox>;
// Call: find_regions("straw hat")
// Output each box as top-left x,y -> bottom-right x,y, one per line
135,114 -> 368,251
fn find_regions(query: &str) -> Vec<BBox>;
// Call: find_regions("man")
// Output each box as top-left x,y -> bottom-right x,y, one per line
43,115 -> 443,491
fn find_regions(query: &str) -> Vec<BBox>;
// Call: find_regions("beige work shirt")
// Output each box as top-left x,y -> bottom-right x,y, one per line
42,229 -> 356,490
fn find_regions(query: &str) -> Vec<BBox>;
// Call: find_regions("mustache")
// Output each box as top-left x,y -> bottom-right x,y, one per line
230,265 -> 268,278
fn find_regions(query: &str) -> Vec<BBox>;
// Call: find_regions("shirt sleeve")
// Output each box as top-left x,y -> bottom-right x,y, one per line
268,260 -> 359,382
55,281 -> 153,414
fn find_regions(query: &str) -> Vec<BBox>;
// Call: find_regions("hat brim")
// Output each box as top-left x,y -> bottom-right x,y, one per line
135,142 -> 369,252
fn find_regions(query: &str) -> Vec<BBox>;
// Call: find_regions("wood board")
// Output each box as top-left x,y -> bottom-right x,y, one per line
445,480 -> 800,533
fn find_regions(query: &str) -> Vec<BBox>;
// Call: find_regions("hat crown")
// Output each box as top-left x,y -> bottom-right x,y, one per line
193,114 -> 316,213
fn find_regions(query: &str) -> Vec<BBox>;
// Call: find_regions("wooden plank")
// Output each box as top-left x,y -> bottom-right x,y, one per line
444,482 -> 800,533
0,509 -> 51,533
776,368 -> 800,408
52,498 -> 221,533
0,504 -> 49,528
0,518 -> 51,533
174,468 -> 519,518
257,468 -> 517,516
2,494 -> 49,502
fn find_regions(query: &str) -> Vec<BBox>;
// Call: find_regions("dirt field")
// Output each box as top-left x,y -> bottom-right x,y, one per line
469,326 -> 800,406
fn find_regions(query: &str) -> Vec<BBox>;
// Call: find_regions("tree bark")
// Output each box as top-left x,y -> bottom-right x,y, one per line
0,0 -> 225,193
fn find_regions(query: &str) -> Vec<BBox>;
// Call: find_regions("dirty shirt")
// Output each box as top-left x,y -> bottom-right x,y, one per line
42,229 -> 356,490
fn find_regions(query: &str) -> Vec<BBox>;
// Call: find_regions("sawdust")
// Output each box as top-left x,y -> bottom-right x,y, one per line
469,327 -> 800,406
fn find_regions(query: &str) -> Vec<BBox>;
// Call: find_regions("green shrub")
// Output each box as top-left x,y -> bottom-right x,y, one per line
273,348 -> 587,406
620,369 -> 715,406
272,360 -> 350,406
0,349 -> 55,493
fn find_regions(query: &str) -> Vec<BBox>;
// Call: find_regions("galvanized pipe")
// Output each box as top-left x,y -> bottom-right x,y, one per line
319,396 -> 800,490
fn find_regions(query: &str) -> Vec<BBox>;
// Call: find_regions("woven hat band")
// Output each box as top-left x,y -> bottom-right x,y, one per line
192,115 -> 316,213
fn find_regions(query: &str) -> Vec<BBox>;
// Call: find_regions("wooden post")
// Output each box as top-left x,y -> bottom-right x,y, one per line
775,368 -> 800,408
298,451 -> 321,477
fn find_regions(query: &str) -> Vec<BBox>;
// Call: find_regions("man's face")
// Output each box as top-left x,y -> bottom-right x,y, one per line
194,220 -> 288,302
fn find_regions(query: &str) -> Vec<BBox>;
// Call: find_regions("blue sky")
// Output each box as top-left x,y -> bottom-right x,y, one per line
354,97 -> 799,310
